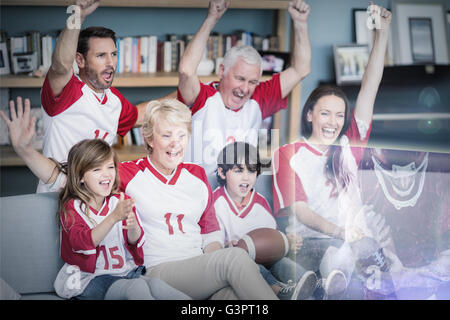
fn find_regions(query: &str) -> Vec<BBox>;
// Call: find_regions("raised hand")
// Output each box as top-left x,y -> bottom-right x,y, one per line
0,97 -> 36,154
76,0 -> 100,20
208,0 -> 230,21
288,0 -> 310,26
368,2 -> 392,32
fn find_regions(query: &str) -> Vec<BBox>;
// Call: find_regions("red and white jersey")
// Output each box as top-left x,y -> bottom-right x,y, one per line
39,73 -> 137,192
177,73 -> 287,176
118,157 -> 221,268
210,186 -> 276,246
272,113 -> 372,239
54,194 -> 145,299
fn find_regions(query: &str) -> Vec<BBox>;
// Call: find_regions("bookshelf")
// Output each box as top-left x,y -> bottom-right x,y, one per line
1,0 -> 303,167
0,73 -> 272,88
0,1 -> 290,9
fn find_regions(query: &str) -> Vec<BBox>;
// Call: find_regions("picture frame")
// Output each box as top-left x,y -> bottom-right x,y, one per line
0,42 -> 11,75
409,17 -> 435,63
333,44 -> 369,85
447,11 -> 450,42
258,51 -> 290,75
353,8 -> 395,65
391,0 -> 449,65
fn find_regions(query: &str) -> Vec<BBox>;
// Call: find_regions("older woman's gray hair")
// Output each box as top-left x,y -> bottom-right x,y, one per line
142,99 -> 192,153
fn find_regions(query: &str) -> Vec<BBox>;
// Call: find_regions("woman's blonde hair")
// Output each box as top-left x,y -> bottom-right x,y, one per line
141,99 -> 192,153
57,139 -> 119,230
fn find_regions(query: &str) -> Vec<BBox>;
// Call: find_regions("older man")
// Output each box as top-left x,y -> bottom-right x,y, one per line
177,0 -> 311,177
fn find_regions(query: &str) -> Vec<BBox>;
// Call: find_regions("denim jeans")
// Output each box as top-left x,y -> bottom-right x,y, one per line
76,266 -> 145,300
292,238 -> 344,272
259,257 -> 310,287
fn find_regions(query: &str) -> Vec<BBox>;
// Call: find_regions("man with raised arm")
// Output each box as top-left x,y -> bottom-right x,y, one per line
38,0 -> 150,192
177,0 -> 311,178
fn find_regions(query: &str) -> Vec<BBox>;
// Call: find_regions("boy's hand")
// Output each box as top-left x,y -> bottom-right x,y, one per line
226,240 -> 238,248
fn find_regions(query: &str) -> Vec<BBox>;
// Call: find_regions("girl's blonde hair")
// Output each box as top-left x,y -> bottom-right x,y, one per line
57,139 -> 119,230
141,99 -> 192,153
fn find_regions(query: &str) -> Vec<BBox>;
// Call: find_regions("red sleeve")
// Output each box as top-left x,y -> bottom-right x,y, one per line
177,81 -> 218,116
60,200 -> 97,273
61,201 -> 96,253
254,192 -> 274,216
41,73 -> 84,116
118,160 -> 141,192
272,144 -> 307,217
345,111 -> 373,166
252,73 -> 288,119
110,87 -> 138,136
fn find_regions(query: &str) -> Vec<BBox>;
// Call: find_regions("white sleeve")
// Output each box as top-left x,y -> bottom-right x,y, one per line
202,230 -> 224,249
46,171 -> 67,192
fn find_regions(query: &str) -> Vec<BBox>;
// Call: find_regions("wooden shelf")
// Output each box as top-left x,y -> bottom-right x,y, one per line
0,145 -> 148,167
0,73 -> 272,88
0,0 -> 289,9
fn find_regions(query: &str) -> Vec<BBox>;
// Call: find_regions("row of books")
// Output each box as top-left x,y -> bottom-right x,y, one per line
116,32 -> 280,74
5,31 -> 56,74
120,127 -> 145,147
3,29 -> 279,75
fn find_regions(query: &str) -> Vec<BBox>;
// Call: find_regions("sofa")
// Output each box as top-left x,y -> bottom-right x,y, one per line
0,172 -> 276,300
0,192 -> 63,300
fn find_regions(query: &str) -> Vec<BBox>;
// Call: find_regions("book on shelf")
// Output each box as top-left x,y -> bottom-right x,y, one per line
2,30 -> 279,77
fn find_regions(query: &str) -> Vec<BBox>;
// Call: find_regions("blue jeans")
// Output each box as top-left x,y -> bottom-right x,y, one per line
259,257 -> 309,287
293,238 -> 344,272
76,266 -> 146,300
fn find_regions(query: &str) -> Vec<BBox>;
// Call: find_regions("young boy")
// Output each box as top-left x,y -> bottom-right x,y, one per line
210,142 -> 317,300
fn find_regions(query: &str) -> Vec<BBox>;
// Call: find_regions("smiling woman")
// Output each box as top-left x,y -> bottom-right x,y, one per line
272,3 -> 392,299
141,99 -> 191,176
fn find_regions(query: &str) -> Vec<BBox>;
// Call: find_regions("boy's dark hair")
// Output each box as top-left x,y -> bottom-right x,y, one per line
216,142 -> 261,186
77,26 -> 116,57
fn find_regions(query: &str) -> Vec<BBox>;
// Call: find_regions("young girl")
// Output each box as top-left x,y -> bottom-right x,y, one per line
272,4 -> 392,299
52,139 -> 189,300
211,142 -> 317,300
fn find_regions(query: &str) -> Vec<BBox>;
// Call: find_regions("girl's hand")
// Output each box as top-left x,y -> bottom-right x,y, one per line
112,192 -> 134,222
123,211 -> 139,231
